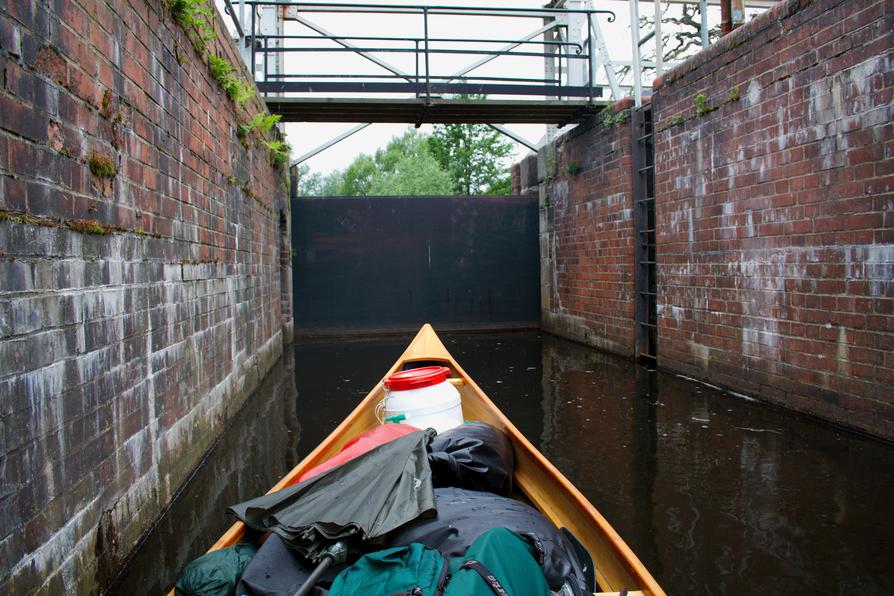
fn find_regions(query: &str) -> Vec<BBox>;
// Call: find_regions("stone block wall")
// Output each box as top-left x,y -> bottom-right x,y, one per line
653,0 -> 893,436
521,0 -> 892,437
0,0 -> 291,592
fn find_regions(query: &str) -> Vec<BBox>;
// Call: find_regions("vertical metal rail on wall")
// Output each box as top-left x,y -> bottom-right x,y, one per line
632,105 -> 657,362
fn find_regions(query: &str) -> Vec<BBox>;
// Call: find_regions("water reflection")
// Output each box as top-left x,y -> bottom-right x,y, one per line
113,331 -> 894,595
534,333 -> 894,595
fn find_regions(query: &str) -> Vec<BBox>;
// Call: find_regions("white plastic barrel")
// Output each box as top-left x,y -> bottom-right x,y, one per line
382,366 -> 463,434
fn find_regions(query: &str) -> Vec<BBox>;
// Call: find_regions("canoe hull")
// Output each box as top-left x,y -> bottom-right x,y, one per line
206,324 -> 664,595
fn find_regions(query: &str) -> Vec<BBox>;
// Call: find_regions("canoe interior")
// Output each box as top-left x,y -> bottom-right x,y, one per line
204,325 -> 663,596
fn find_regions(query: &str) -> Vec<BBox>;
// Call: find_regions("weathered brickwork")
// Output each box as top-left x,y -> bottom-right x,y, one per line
523,0 -> 892,438
653,0 -> 893,437
0,0 -> 290,592
536,107 -> 637,356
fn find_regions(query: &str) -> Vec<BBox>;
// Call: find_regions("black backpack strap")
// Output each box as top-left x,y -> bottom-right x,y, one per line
459,560 -> 510,596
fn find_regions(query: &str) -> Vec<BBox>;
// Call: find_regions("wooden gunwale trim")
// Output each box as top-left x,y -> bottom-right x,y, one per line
185,325 -> 662,596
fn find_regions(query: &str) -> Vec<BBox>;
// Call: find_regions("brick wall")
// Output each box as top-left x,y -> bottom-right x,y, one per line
522,0 -> 892,438
537,106 -> 637,356
0,0 -> 290,592
653,0 -> 893,437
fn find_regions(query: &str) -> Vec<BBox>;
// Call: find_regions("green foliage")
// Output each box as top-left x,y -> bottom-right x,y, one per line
67,219 -> 112,235
263,140 -> 292,167
427,99 -> 513,194
299,117 -> 516,197
168,0 -> 215,52
238,112 -> 281,138
694,93 -> 708,115
169,0 -> 213,29
208,53 -> 233,81
208,54 -> 255,106
0,211 -> 40,225
602,109 -> 630,127
88,153 -> 117,178
727,86 -> 741,102
566,162 -> 583,176
299,130 -> 454,197
228,80 -> 254,106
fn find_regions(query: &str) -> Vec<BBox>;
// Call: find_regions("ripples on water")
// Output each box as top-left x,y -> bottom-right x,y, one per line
110,331 -> 894,595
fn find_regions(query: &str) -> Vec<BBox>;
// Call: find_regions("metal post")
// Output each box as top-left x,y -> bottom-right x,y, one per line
699,0 -> 709,47
586,14 -> 594,104
586,3 -> 622,101
653,0 -> 663,76
422,7 -> 431,103
238,1 -> 248,67
415,40 -> 420,90
250,7 -> 256,81
720,0 -> 732,34
628,0 -> 643,106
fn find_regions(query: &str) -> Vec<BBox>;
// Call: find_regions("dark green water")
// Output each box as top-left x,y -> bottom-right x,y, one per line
109,331 -> 894,595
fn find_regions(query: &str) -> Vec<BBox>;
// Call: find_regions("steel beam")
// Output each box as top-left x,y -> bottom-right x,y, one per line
291,124 -> 371,166
487,124 -> 539,151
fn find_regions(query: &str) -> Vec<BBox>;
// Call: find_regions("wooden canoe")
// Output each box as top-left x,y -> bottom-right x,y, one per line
197,324 -> 664,596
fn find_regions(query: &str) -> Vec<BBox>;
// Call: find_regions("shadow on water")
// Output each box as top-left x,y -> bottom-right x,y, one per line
112,331 -> 894,595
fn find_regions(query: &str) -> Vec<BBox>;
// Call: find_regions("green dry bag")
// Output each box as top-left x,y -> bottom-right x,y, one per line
175,543 -> 258,596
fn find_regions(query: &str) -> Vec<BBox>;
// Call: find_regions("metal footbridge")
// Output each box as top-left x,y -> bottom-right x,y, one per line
217,0 -> 772,157
229,1 -> 618,126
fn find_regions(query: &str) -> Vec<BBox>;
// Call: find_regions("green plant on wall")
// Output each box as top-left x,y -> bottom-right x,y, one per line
168,0 -> 215,52
694,93 -> 708,115
602,109 -> 630,127
88,153 -> 117,178
263,140 -> 292,167
238,113 -> 281,138
208,54 -> 255,106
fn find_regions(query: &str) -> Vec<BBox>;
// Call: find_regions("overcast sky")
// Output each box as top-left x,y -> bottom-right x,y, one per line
217,1 -> 731,175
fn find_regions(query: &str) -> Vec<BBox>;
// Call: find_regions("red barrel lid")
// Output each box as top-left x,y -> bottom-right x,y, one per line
384,366 -> 451,391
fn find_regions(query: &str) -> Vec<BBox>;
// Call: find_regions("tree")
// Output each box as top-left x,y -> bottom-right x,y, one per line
427,122 -> 513,195
616,4 -> 721,83
299,130 -> 454,197
297,163 -> 343,196
297,123 -> 515,197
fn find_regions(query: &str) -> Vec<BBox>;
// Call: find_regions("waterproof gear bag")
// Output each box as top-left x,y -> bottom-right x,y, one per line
175,543 -> 258,596
383,487 -> 589,594
427,422 -> 514,496
328,543 -> 448,596
443,528 -> 550,596
228,430 -> 436,563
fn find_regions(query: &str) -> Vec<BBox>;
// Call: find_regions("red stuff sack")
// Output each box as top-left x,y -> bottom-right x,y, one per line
297,423 -> 421,483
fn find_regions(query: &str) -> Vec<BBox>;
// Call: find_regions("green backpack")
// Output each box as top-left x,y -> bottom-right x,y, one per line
443,527 -> 551,596
329,542 -> 449,596
329,528 -> 550,596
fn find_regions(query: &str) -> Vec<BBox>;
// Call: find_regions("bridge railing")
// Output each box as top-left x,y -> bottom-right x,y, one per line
239,2 -> 615,104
